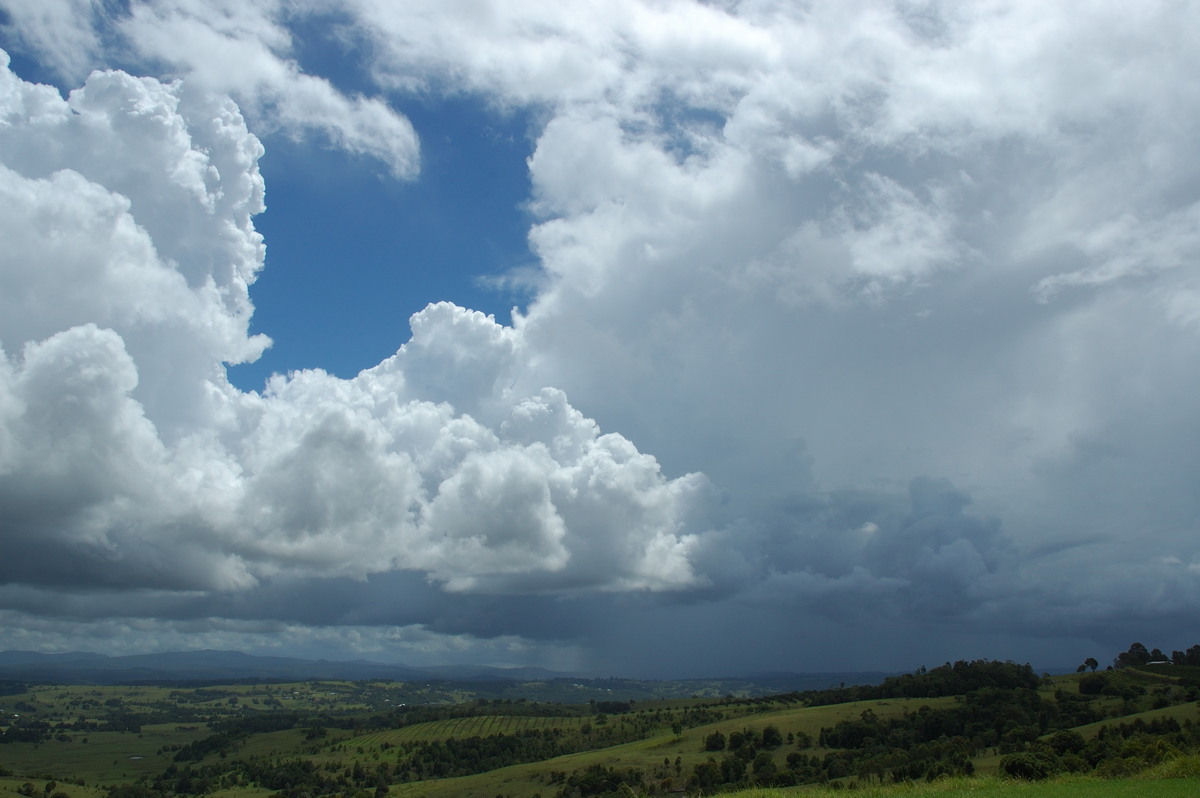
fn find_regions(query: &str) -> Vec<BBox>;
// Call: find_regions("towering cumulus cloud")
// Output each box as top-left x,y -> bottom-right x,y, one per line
0,53 -> 706,647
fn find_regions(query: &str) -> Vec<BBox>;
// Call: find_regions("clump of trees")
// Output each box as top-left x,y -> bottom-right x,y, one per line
1001,716 -> 1200,781
397,729 -> 575,780
12,645 -> 1200,798
1078,641 -> 1200,672
789,659 -> 1041,708
552,763 -> 645,797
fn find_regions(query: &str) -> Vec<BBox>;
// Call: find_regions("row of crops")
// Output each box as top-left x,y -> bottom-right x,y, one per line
345,714 -> 589,748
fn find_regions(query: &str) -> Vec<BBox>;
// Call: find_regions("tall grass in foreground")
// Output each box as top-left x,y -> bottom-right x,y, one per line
728,776 -> 1200,797
726,754 -> 1200,798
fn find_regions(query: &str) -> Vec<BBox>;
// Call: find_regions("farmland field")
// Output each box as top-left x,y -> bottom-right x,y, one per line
729,775 -> 1200,798
345,713 -> 589,747
1,661 -> 1198,797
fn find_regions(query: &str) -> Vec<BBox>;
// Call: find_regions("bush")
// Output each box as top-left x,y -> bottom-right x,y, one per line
1048,730 -> 1086,755
1058,753 -> 1089,773
999,752 -> 1056,780
1147,753 -> 1200,778
1095,755 -> 1144,778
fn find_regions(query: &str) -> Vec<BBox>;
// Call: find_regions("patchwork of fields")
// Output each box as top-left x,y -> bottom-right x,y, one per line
1,662 -> 1198,797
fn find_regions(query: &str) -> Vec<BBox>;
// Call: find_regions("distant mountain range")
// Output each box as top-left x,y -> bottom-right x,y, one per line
0,649 -> 566,685
0,649 -> 892,694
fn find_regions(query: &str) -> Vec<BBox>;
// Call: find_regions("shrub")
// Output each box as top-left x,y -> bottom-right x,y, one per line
1095,755 -> 1144,778
1148,753 -> 1200,778
999,752 -> 1056,780
1048,730 -> 1085,755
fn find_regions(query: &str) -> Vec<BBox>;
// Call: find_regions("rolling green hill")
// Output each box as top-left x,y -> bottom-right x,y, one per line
1,652 -> 1197,797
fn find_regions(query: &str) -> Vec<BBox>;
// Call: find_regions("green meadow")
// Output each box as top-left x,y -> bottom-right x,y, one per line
729,774 -> 1200,798
2,651 -> 1199,797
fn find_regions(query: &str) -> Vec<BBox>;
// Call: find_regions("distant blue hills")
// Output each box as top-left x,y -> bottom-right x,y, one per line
0,649 -> 564,684
0,649 -> 892,694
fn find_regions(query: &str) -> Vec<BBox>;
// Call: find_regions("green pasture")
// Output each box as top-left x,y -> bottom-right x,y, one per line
202,789 -> 275,798
727,755 -> 1200,798
0,723 -> 211,785
0,681 -> 411,720
228,728 -> 311,759
694,696 -> 957,737
1072,702 -> 1200,739
727,774 -> 1200,798
0,778 -> 105,798
379,696 -> 961,798
2,666 -> 1195,798
1,685 -> 182,718
374,688 -> 1178,797
342,713 -> 589,749
1038,670 -> 1196,720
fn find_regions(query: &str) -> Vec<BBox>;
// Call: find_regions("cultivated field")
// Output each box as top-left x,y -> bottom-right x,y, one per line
2,658 -> 1198,797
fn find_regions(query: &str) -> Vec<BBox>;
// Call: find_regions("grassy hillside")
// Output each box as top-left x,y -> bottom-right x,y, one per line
1,658 -> 1198,797
370,697 -> 958,798
726,773 -> 1200,797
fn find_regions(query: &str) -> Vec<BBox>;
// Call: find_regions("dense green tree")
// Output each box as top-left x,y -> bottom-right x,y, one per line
751,751 -> 778,784
687,759 -> 719,793
760,725 -> 783,748
1048,730 -> 1086,756
556,762 -> 645,797
999,752 -> 1056,780
1114,642 -> 1151,668
719,754 -> 745,784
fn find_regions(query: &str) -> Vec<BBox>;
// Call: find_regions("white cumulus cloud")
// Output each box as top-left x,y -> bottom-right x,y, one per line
3,0 -> 1200,671
0,54 -> 706,614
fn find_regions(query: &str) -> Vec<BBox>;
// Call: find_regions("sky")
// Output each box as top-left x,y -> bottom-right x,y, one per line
0,1 -> 1198,679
